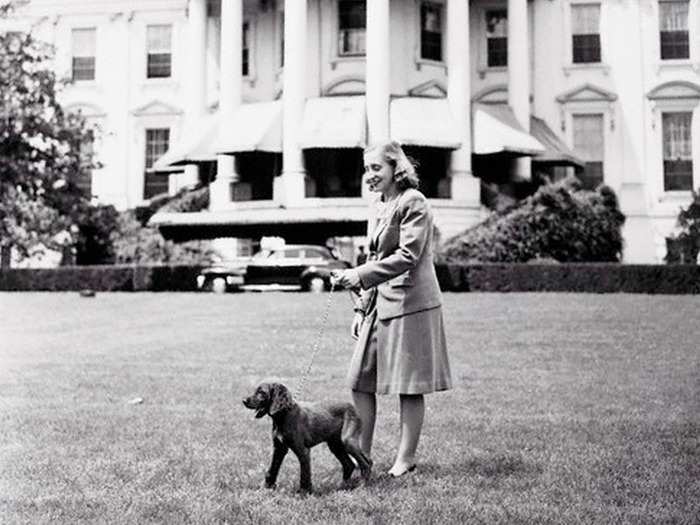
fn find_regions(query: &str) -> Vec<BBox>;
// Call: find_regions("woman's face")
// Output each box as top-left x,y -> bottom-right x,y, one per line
363,149 -> 395,194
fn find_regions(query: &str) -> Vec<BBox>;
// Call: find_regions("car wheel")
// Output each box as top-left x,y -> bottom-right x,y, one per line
211,277 -> 227,294
307,276 -> 326,293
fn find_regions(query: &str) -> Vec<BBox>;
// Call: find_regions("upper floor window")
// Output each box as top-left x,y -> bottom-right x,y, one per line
242,22 -> 250,76
659,0 -> 689,59
146,24 -> 172,78
71,28 -> 96,81
486,9 -> 507,67
573,113 -> 605,189
143,128 -> 170,199
420,2 -> 443,62
571,4 -> 601,63
338,0 -> 366,56
662,112 -> 693,191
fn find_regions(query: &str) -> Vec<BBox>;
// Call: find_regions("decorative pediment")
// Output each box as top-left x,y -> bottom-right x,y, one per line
64,102 -> 106,118
130,100 -> 183,116
408,79 -> 447,98
647,81 -> 700,100
323,76 -> 366,96
472,84 -> 508,104
556,83 -> 617,103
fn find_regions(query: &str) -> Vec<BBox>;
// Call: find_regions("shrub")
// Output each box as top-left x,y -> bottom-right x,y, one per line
433,263 -> 700,294
0,264 -> 205,291
665,189 -> 700,264
439,177 -> 626,263
134,184 -> 209,225
111,210 -> 215,265
160,185 -> 209,213
73,204 -> 120,265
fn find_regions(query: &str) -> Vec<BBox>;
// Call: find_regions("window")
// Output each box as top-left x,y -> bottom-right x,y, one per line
486,9 -> 507,67
572,114 -> 605,189
420,2 -> 443,62
146,24 -> 172,78
143,128 -> 170,199
338,0 -> 366,56
571,4 -> 601,63
662,112 -> 693,191
71,28 -> 96,81
242,22 -> 250,76
659,0 -> 689,59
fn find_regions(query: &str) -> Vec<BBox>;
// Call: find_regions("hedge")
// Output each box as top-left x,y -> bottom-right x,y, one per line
0,265 -> 204,292
1,263 -> 699,294
434,263 -> 700,294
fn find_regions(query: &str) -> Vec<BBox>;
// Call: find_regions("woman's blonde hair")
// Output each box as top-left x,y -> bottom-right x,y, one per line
364,140 -> 420,190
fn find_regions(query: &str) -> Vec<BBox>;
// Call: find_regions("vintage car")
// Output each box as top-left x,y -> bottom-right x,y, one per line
196,244 -> 352,293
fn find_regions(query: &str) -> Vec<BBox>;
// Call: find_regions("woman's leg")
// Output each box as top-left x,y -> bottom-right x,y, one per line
389,394 -> 424,475
352,390 -> 376,458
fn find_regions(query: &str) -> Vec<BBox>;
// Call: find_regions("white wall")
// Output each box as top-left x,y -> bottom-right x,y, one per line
6,0 -> 699,261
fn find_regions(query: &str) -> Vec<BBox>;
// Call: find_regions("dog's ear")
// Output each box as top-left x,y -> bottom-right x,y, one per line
268,383 -> 294,416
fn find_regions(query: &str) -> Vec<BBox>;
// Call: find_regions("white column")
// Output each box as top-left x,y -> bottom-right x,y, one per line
278,0 -> 307,206
366,0 -> 390,145
182,0 -> 207,189
447,0 -> 479,206
508,0 -> 531,179
211,0 -> 243,211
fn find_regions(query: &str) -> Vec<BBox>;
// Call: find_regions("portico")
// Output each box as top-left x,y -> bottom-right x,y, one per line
151,0 -> 541,243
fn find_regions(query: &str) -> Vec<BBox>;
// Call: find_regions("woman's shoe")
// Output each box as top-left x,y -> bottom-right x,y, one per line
388,464 -> 416,478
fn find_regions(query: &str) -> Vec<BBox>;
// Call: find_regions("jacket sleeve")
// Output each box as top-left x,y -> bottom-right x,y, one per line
355,194 -> 429,290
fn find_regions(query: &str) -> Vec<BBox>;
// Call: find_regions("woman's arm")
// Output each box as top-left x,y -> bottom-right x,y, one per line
355,194 -> 429,289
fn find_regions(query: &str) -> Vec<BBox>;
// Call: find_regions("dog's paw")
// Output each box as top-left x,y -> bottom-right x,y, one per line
262,480 -> 276,490
296,486 -> 313,497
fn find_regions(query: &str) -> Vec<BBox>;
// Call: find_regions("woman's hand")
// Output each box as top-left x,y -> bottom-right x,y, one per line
351,312 -> 364,340
331,269 -> 361,289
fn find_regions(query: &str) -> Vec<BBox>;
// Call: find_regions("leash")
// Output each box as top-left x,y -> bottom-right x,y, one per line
294,280 -> 337,399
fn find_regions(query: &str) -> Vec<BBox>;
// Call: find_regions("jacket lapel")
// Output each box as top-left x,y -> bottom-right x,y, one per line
371,194 -> 402,247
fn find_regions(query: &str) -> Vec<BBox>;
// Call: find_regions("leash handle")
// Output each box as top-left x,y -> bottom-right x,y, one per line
295,280 -> 336,399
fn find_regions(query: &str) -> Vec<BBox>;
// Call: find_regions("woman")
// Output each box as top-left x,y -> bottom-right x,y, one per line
332,140 -> 452,477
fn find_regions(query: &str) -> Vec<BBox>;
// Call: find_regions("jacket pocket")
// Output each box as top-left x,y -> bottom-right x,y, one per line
388,273 -> 412,288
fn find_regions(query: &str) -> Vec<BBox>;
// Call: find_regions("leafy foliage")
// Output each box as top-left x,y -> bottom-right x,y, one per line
73,204 -> 120,265
439,177 -> 626,263
135,184 -> 209,226
160,185 -> 209,213
665,189 -> 700,264
0,185 -> 66,257
111,211 -> 215,265
0,28 -> 100,261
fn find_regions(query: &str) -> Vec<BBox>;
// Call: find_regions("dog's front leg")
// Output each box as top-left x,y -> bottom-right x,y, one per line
294,446 -> 312,494
264,439 -> 288,489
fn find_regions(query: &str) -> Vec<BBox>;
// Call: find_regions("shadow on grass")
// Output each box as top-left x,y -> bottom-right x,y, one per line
453,452 -> 542,478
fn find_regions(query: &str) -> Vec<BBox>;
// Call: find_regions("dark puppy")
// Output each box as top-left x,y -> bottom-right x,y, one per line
243,382 -> 372,494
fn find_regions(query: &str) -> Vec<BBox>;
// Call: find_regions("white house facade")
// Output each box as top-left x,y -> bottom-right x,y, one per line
4,0 -> 700,262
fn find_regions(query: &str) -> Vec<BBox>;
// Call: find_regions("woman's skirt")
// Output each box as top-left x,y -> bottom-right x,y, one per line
347,302 -> 452,395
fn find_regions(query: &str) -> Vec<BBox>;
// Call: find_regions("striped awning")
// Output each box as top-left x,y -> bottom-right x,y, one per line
472,103 -> 545,156
151,112 -> 219,171
530,116 -> 584,167
299,96 -> 366,148
215,100 -> 283,154
390,97 -> 462,149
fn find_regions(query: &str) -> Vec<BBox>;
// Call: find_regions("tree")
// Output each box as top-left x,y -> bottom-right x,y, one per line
0,26 -> 100,265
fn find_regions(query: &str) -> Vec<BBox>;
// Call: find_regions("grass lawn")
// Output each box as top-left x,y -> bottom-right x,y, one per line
1,291 -> 699,524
